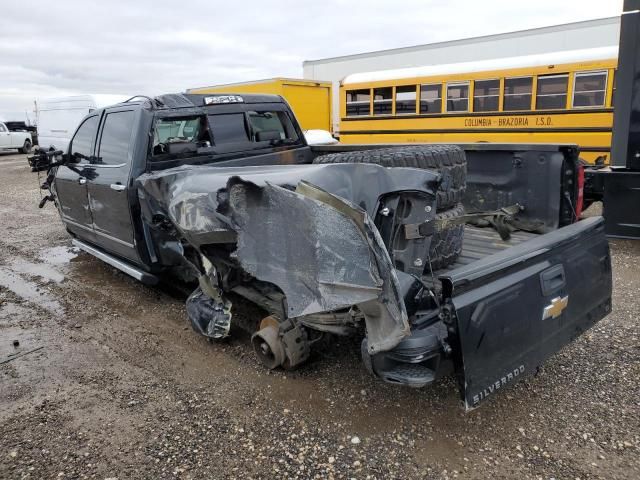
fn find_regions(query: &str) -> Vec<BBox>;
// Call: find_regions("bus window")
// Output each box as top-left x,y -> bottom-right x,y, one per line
612,70 -> 616,107
536,74 -> 568,110
346,89 -> 371,116
395,86 -> 417,114
473,79 -> 499,112
373,87 -> 393,115
446,82 -> 469,112
504,77 -> 532,111
573,71 -> 607,108
419,84 -> 441,114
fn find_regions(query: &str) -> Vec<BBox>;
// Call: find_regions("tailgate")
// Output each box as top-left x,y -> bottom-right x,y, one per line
440,217 -> 612,410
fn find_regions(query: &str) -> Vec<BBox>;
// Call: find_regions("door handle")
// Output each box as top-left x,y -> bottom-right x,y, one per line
110,183 -> 126,191
540,264 -> 566,296
78,177 -> 87,185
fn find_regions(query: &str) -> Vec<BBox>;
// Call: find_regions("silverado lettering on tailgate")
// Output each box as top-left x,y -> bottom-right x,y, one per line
473,365 -> 525,406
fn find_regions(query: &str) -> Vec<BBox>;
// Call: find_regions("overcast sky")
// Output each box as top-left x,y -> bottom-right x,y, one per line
0,0 -> 623,122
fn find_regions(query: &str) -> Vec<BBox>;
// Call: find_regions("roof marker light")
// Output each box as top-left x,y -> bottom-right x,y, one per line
204,95 -> 244,105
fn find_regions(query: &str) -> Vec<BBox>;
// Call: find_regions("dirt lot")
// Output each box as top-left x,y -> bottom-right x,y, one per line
0,151 -> 638,480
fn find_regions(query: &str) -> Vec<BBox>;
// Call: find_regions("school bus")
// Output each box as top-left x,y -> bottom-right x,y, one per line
188,78 -> 332,132
339,47 -> 618,164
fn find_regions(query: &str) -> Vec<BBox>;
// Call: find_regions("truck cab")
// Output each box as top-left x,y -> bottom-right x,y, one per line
52,93 -> 311,267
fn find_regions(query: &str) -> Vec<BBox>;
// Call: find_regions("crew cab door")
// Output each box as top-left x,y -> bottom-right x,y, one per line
441,217 -> 612,410
86,108 -> 140,264
53,115 -> 100,242
0,123 -> 10,148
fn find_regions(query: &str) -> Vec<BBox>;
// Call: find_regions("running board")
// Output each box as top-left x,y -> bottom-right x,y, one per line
72,239 -> 159,285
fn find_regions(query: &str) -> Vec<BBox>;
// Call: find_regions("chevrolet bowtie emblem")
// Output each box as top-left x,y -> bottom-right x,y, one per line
542,295 -> 569,320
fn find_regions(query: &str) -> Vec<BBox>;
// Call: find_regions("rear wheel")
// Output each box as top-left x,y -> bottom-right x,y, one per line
19,139 -> 32,154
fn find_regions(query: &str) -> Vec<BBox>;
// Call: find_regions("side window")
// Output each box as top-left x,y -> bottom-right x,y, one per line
503,77 -> 532,111
395,86 -> 416,114
611,70 -> 616,107
209,113 -> 249,144
446,82 -> 469,112
70,116 -> 99,162
373,87 -> 393,115
573,71 -> 608,108
536,74 -> 568,110
419,84 -> 442,114
346,89 -> 370,116
473,79 -> 499,112
96,111 -> 135,165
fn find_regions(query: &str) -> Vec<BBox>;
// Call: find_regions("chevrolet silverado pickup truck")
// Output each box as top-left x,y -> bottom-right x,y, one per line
32,93 -> 612,409
0,121 -> 32,153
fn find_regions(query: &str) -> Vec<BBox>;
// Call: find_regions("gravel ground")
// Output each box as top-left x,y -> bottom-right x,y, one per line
0,151 -> 638,480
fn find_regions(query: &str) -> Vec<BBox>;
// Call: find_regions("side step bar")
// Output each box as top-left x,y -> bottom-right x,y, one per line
72,239 -> 159,285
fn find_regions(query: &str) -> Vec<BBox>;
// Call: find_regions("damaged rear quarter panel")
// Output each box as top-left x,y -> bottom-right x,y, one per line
136,163 -> 440,353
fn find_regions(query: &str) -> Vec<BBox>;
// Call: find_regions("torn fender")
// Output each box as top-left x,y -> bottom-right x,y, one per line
137,163 -> 440,353
222,178 -> 411,353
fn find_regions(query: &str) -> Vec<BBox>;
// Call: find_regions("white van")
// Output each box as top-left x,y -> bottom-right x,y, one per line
36,95 -> 130,151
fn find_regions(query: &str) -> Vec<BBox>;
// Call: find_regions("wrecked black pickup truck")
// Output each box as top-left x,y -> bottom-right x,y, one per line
31,93 -> 612,409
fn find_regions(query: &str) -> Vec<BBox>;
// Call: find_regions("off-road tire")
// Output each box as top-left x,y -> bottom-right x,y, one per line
313,144 -> 466,211
427,203 -> 465,272
19,139 -> 32,154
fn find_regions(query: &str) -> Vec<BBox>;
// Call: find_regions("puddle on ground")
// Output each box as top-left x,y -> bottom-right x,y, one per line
9,259 -> 65,283
0,268 -> 63,315
38,246 -> 79,266
5,246 -> 79,285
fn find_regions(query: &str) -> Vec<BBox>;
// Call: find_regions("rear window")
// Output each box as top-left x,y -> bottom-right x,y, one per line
208,114 -> 248,144
208,111 -> 298,144
151,109 -> 300,160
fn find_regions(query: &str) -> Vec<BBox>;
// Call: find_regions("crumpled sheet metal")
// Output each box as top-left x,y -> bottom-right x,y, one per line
222,178 -> 410,353
137,162 -> 439,353
137,163 -> 440,245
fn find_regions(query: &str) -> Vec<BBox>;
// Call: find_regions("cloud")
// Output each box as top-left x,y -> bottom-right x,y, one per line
0,0 -> 622,121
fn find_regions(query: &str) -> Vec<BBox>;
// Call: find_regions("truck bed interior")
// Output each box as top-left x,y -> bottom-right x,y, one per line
434,225 -> 537,275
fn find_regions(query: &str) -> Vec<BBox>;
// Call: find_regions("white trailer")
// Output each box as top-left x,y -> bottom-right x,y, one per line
36,95 -> 130,151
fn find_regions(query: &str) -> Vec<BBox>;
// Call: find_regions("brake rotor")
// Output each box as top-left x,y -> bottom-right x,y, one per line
251,325 -> 285,369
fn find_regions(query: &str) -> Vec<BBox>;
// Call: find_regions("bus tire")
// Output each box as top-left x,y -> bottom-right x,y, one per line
313,144 -> 466,211
427,203 -> 465,272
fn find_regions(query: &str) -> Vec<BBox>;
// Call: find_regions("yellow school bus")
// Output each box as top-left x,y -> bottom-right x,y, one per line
188,78 -> 332,132
339,47 -> 618,164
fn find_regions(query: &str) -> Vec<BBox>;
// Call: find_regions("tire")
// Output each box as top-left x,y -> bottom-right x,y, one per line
313,144 -> 466,211
427,203 -> 465,271
19,139 -> 32,154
